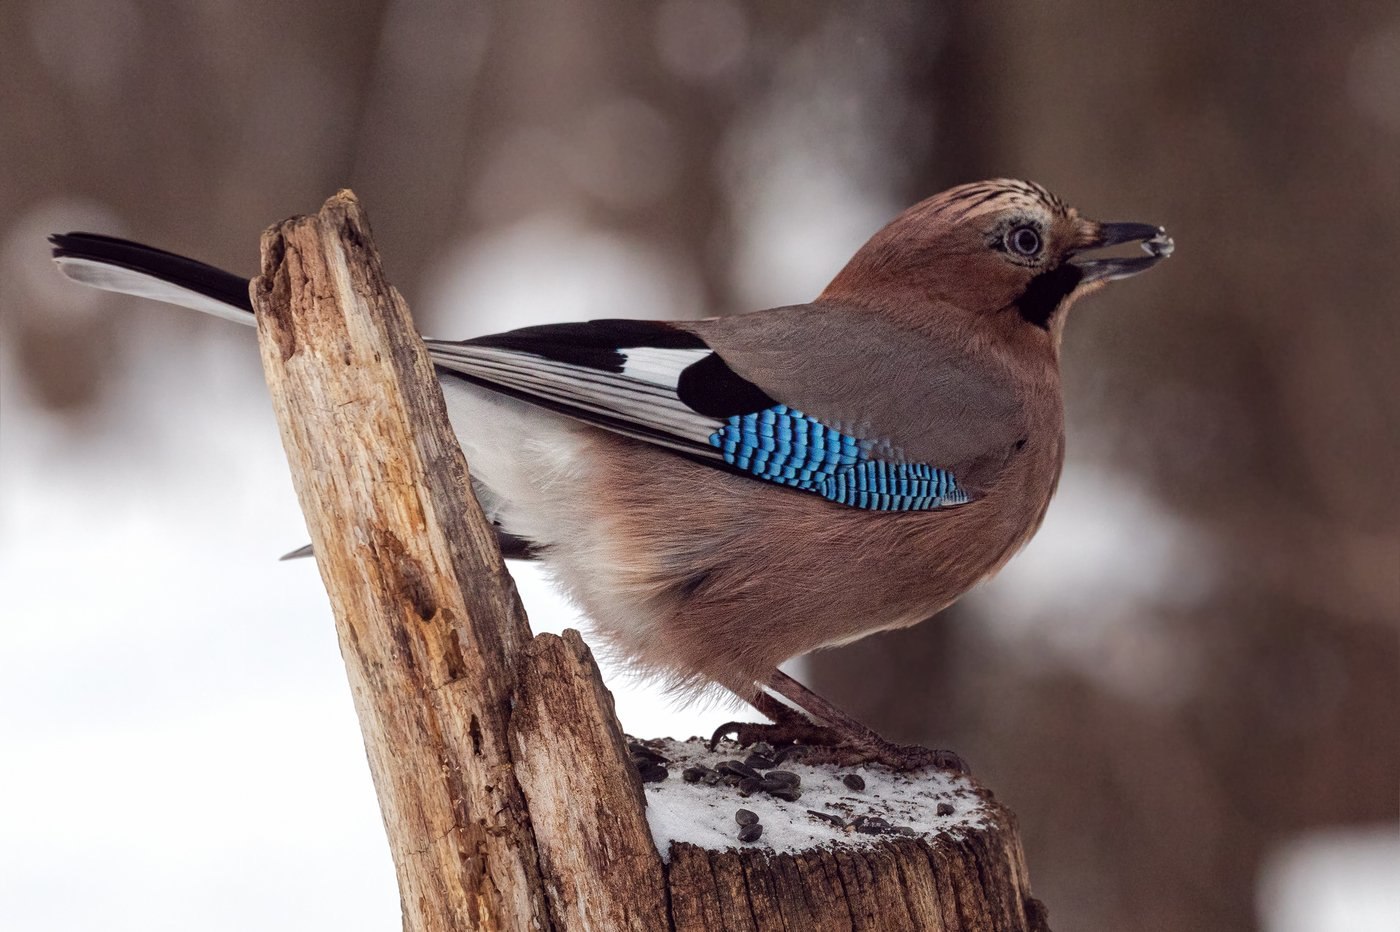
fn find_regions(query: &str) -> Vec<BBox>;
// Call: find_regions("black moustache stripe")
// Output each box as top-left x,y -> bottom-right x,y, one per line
1015,263 -> 1083,329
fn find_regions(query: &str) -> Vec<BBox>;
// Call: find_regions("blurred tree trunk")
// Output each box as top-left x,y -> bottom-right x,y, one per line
354,0 -> 740,319
2,0 -> 391,411
6,0 -> 744,404
810,4 -> 1400,932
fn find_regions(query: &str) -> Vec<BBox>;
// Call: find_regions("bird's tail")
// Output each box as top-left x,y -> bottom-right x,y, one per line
49,232 -> 256,327
49,231 -> 545,565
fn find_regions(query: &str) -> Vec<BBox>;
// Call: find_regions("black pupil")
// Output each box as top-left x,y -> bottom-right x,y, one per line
1012,227 -> 1040,255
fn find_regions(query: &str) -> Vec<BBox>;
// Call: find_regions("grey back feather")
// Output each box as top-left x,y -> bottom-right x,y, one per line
687,302 -> 1027,493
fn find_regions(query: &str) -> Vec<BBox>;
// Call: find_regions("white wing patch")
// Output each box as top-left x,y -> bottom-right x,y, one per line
618,346 -> 709,384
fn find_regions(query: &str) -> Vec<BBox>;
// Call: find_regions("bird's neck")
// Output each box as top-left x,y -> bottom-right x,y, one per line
819,292 -> 1064,390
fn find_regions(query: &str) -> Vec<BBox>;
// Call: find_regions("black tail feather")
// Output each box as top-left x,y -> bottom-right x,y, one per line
49,232 -> 254,314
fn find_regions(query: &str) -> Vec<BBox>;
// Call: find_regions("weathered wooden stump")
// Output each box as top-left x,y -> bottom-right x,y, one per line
251,190 -> 1049,931
639,738 -> 1046,931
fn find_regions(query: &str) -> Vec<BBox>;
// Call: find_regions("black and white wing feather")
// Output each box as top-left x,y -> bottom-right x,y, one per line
426,320 -> 772,462
429,321 -> 972,512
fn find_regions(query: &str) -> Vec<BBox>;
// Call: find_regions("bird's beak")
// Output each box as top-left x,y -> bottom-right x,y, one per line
1071,222 -> 1174,284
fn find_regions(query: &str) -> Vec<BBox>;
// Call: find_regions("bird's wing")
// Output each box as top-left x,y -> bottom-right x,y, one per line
428,310 -> 1021,511
427,320 -> 740,460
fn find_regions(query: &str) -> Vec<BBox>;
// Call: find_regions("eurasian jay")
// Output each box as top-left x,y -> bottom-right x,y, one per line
50,179 -> 1172,770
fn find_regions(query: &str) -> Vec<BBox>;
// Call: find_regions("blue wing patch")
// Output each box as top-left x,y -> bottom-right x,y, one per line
707,405 -> 969,511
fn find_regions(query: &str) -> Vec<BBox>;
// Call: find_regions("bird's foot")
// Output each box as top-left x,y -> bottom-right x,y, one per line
729,669 -> 972,774
709,718 -> 968,774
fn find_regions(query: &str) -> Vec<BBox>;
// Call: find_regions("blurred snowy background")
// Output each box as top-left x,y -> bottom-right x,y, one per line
2,2 -> 1396,930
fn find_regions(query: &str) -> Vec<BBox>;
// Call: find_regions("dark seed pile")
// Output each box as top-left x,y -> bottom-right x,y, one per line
633,737 -> 979,852
681,758 -> 804,803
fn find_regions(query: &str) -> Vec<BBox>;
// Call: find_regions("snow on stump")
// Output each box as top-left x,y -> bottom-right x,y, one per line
633,738 -> 1049,931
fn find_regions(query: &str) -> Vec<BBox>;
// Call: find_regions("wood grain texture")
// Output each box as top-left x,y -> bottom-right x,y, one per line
510,630 -> 670,929
664,806 -> 1048,932
251,191 -> 550,931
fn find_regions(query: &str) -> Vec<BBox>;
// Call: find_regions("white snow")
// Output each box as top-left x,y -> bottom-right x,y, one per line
639,738 -> 989,860
1258,826 -> 1400,932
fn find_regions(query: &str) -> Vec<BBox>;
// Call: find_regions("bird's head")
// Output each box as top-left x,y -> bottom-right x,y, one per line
822,179 -> 1172,344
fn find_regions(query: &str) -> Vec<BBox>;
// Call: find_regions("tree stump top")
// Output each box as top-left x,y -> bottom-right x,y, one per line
636,738 -> 1047,931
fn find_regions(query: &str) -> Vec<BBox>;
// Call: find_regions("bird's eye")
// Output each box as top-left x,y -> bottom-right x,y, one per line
1007,226 -> 1042,257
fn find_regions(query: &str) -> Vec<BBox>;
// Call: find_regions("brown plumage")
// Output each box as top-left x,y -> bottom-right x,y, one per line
573,181 -> 1101,698
49,178 -> 1172,768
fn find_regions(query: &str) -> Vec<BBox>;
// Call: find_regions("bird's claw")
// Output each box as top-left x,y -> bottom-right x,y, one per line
707,718 -> 838,752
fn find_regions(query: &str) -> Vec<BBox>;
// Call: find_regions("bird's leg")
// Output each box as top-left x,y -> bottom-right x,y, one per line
762,669 -> 969,774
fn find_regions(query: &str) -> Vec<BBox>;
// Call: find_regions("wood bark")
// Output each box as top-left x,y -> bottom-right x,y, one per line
250,190 -> 1047,931
252,191 -> 551,931
510,630 -> 670,929
665,829 -> 1046,932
